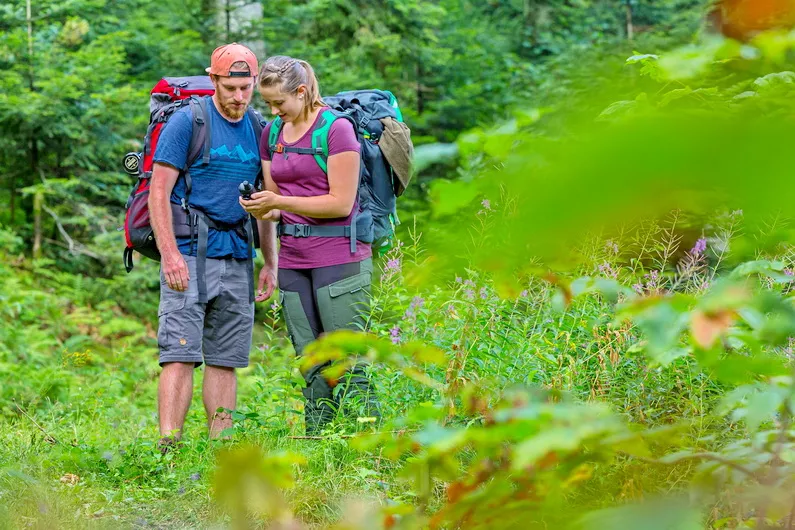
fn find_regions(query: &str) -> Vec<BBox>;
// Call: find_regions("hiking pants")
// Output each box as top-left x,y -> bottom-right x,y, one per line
278,258 -> 379,434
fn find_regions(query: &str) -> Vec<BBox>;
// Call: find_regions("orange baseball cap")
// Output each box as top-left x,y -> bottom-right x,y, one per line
205,43 -> 258,77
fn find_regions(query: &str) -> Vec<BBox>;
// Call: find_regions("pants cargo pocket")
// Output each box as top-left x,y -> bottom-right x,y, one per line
157,295 -> 187,352
281,290 -> 316,355
316,269 -> 372,333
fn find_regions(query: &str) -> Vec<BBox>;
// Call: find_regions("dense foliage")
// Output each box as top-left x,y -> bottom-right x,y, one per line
13,1 -> 795,529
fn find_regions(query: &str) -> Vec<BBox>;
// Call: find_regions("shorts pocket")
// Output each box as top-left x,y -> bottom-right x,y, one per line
318,270 -> 371,332
158,294 -> 187,351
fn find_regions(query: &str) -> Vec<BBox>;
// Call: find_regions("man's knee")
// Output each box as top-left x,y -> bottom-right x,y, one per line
205,364 -> 235,373
160,361 -> 196,375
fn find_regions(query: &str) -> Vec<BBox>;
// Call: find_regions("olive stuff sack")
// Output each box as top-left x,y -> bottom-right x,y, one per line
122,76 -> 265,272
268,89 -> 413,256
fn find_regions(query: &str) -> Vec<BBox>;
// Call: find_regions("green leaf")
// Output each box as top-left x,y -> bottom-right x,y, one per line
659,88 -> 693,108
577,498 -> 703,530
658,450 -> 697,465
626,53 -> 659,64
413,143 -> 459,174
740,386 -> 787,432
217,427 -> 236,439
632,300 -> 690,365
414,423 -> 466,453
428,179 -> 481,218
512,428 -> 579,470
730,260 -> 793,283
710,354 -> 788,385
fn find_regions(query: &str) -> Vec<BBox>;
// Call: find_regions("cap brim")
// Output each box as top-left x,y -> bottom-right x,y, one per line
205,67 -> 213,74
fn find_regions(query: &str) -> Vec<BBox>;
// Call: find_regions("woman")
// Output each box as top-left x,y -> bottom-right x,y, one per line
241,55 -> 378,435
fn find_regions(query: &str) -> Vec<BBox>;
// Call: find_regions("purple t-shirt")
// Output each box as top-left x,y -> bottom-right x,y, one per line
260,108 -> 371,269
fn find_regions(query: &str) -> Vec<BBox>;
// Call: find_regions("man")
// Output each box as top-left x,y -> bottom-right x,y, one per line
149,43 -> 277,447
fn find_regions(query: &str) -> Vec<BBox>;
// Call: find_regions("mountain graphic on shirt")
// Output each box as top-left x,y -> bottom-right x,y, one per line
211,144 -> 258,164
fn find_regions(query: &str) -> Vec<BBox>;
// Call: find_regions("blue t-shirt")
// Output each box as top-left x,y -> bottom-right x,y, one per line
153,100 -> 260,259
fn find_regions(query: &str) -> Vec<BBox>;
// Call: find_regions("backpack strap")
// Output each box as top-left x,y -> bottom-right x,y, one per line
200,96 -> 212,165
248,107 -> 267,142
316,110 -> 359,252
268,116 -> 283,159
310,109 -> 339,173
277,224 -> 351,238
181,96 -> 260,301
190,210 -> 254,304
185,96 -> 210,206
275,109 -> 362,253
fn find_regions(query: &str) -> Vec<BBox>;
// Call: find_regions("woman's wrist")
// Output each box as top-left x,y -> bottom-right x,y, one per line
275,195 -> 291,212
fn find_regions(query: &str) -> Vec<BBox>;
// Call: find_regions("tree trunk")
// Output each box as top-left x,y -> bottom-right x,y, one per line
27,0 -> 34,89
626,3 -> 634,41
216,0 -> 264,57
9,176 -> 16,225
30,134 -> 41,257
225,0 -> 231,40
33,190 -> 42,259
416,56 -> 424,115
200,0 -> 218,44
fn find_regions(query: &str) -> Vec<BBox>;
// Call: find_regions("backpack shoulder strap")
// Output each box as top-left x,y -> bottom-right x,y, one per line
186,96 -> 208,168
199,96 -> 212,165
247,107 -> 267,188
310,109 -> 345,173
247,107 -> 267,144
183,95 -> 209,203
268,116 -> 283,159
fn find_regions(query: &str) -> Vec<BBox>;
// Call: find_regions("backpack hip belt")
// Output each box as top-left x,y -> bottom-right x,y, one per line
188,208 -> 255,305
277,214 -> 358,253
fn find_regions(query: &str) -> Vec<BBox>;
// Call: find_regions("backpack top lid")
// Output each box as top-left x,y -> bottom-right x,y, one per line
149,76 -> 215,115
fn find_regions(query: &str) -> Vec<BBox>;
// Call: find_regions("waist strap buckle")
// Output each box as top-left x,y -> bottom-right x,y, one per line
292,224 -> 309,238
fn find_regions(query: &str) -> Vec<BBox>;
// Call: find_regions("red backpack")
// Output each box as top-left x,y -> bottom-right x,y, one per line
122,76 -> 264,272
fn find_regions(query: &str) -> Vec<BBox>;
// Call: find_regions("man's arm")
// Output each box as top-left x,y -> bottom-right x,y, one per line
149,162 -> 190,292
254,160 -> 278,302
255,219 -> 277,301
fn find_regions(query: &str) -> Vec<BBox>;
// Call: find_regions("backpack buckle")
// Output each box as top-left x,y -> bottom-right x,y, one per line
292,224 -> 309,237
274,143 -> 285,154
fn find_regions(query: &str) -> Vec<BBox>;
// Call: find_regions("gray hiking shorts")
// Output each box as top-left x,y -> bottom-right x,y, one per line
158,256 -> 254,368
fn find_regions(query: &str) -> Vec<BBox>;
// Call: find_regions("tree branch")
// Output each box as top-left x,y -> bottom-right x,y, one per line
38,168 -> 104,261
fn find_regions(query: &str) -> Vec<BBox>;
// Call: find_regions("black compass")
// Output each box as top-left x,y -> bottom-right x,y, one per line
123,152 -> 141,175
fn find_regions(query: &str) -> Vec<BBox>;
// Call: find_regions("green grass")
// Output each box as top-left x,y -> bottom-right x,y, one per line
1,214 -> 788,529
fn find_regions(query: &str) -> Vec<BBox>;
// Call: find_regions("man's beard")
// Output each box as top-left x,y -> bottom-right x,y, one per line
220,100 -> 248,120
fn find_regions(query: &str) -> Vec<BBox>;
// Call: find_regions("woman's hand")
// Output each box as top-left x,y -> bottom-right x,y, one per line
240,190 -> 283,220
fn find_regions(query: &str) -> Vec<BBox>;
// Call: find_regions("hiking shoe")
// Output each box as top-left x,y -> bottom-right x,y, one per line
157,435 -> 180,455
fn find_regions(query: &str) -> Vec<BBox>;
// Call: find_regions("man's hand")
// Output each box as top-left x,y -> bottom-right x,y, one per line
258,209 -> 281,222
162,251 -> 190,292
256,266 -> 277,302
240,190 -> 282,220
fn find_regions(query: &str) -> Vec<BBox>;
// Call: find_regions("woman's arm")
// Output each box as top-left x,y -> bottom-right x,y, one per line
242,151 -> 360,219
244,160 -> 282,221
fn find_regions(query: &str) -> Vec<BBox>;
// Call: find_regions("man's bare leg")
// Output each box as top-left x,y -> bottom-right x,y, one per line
158,362 -> 195,440
203,365 -> 236,438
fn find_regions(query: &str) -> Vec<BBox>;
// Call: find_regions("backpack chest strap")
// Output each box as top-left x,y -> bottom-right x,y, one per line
270,144 -> 324,156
